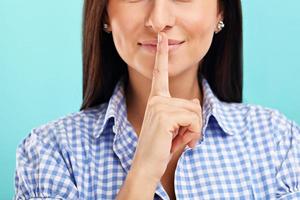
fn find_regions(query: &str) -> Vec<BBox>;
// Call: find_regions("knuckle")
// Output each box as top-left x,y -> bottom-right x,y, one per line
192,113 -> 201,130
148,96 -> 160,106
193,107 -> 202,120
192,112 -> 199,121
152,104 -> 163,115
192,103 -> 202,113
183,132 -> 192,143
152,68 -> 159,77
157,111 -> 169,122
158,91 -> 170,97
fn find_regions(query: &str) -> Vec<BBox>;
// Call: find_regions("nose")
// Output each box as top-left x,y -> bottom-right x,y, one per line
144,0 -> 175,33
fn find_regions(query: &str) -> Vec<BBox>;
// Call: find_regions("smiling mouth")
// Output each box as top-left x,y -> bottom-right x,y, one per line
138,41 -> 185,53
138,40 -> 185,46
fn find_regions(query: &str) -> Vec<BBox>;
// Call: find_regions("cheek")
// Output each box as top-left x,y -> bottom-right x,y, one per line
111,21 -> 137,63
186,19 -> 215,63
111,21 -> 154,77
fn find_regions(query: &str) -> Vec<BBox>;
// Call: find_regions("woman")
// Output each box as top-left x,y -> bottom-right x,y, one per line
15,0 -> 300,199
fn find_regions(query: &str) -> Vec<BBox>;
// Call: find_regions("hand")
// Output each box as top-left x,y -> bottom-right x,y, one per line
130,32 -> 203,183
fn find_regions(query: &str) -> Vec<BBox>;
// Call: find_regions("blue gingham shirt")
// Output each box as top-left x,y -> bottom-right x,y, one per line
15,76 -> 300,200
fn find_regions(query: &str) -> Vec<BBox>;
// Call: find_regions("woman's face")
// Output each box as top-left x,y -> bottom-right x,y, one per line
107,0 -> 222,79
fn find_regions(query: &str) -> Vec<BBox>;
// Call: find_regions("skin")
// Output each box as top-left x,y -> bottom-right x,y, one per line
106,0 -> 223,199
106,0 -> 223,135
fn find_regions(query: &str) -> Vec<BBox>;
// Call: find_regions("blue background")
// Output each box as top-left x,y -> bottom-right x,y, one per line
1,0 -> 299,199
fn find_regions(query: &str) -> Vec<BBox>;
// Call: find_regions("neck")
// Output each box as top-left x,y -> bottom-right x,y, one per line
125,66 -> 203,136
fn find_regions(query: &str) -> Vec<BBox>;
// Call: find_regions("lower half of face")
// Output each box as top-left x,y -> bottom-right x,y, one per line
111,26 -> 215,80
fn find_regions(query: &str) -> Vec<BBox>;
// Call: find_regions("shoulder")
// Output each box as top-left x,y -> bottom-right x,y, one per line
14,105 -> 114,200
219,103 -> 300,198
17,103 -> 109,154
221,101 -> 298,140
15,103 -> 110,199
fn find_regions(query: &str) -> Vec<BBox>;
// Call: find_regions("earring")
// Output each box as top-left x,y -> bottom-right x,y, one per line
215,20 -> 225,34
103,23 -> 111,33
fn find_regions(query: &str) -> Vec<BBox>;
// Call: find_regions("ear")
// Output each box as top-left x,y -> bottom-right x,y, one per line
216,0 -> 224,21
214,2 -> 224,33
217,12 -> 224,22
103,10 -> 112,32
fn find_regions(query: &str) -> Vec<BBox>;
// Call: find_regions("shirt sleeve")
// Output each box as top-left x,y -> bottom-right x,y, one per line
14,127 -> 80,200
275,119 -> 300,199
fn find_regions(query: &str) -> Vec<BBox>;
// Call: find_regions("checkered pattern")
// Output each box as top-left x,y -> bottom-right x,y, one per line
14,76 -> 300,199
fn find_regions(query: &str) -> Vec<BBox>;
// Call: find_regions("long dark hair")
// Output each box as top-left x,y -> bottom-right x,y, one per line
80,0 -> 243,110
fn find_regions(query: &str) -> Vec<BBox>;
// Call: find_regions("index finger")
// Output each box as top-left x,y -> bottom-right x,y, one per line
150,32 -> 170,97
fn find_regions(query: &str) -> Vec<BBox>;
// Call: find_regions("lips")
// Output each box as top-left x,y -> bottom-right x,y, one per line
138,39 -> 184,53
138,39 -> 185,46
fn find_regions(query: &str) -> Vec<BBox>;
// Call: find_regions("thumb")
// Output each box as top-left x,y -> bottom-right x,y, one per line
192,98 -> 200,104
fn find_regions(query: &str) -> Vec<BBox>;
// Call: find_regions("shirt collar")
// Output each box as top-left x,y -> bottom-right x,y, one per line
93,75 -> 241,138
201,77 -> 239,136
93,76 -> 128,138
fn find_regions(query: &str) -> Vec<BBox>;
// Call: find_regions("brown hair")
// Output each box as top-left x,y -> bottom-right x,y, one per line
80,0 -> 243,110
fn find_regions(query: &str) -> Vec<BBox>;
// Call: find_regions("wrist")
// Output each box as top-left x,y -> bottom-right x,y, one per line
130,159 -> 163,183
116,167 -> 159,200
128,165 -> 160,188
